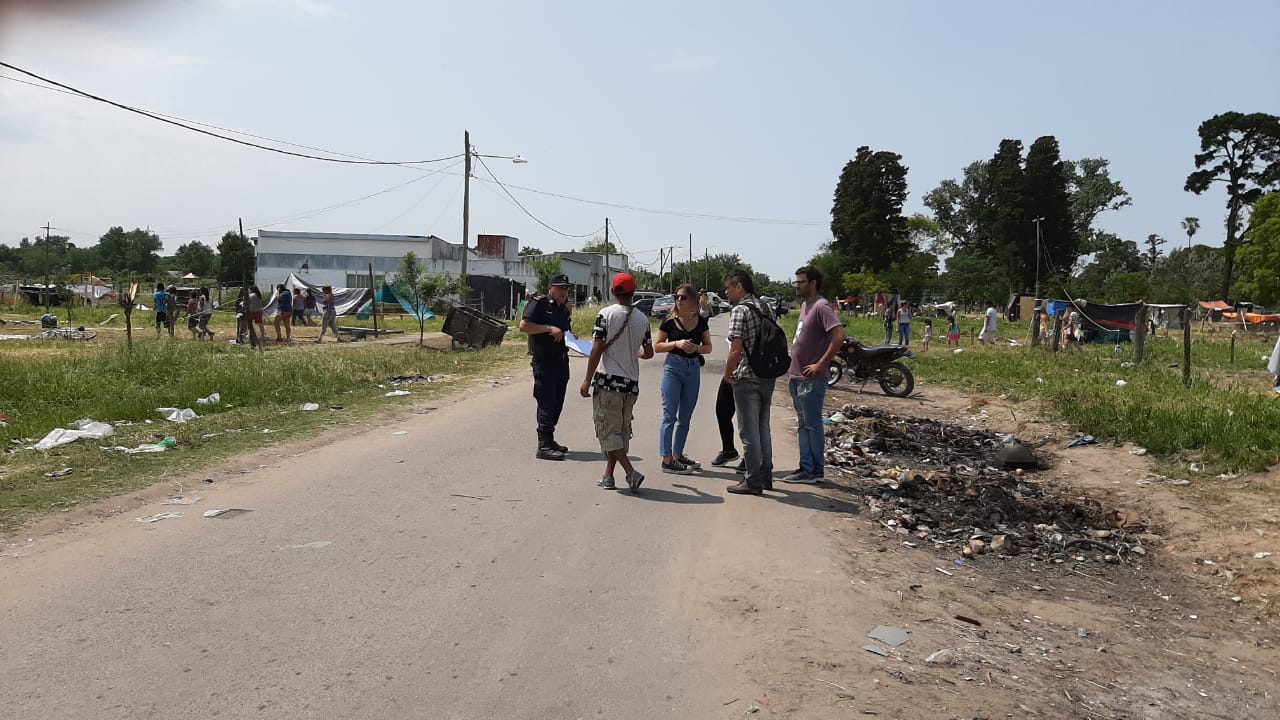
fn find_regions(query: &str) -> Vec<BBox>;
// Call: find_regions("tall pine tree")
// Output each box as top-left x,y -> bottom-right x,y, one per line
830,146 -> 910,274
1023,136 -> 1078,288
977,139 -> 1027,293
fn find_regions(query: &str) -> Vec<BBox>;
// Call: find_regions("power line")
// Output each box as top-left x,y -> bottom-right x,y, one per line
369,171 -> 458,234
474,153 -> 603,239
0,61 -> 463,166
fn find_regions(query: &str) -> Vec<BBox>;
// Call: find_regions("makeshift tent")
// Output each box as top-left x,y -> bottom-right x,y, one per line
1146,303 -> 1188,331
1198,300 -> 1232,311
263,274 -> 369,317
359,281 -> 434,321
1060,300 -> 1144,343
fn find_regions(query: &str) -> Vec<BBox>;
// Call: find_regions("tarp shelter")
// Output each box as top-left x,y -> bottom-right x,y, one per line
1146,303 -> 1188,331
263,273 -> 369,317
362,281 -> 434,321
1198,300 -> 1232,311
181,272 -> 200,280
1063,300 -> 1144,343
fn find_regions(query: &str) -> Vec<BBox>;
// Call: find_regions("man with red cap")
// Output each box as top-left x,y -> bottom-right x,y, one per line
580,272 -> 654,492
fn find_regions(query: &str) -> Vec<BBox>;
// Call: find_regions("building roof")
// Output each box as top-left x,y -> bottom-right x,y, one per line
257,230 -> 446,243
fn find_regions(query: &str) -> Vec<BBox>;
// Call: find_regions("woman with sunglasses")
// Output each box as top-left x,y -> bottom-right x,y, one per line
654,283 -> 713,474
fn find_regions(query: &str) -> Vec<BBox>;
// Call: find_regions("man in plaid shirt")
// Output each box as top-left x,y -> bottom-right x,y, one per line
722,269 -> 776,495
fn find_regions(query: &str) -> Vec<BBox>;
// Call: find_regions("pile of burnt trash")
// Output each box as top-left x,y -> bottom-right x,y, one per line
824,405 -> 1152,567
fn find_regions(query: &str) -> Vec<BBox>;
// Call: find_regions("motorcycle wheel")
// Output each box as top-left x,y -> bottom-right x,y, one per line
878,361 -> 914,397
827,361 -> 843,387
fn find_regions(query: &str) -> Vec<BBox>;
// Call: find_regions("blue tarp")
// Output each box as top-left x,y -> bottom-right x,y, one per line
363,281 -> 434,321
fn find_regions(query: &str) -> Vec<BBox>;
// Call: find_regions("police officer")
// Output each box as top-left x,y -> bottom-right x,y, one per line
519,274 -> 574,460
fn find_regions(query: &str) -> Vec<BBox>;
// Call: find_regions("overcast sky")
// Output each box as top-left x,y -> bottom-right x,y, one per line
2,0 -> 1277,280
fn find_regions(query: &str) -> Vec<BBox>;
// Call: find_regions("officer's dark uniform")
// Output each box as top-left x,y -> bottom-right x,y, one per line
522,280 -> 573,458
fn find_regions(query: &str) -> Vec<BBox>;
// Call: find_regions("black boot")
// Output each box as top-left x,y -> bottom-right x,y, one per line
549,436 -> 569,453
536,434 -> 565,461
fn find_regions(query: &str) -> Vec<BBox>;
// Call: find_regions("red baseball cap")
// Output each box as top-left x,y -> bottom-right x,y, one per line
612,272 -> 637,294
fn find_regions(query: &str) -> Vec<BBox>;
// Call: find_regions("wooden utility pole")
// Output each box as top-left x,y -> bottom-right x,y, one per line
668,245 -> 677,292
461,129 -> 471,280
1051,308 -> 1063,351
239,217 -> 257,348
369,262 -> 379,337
1182,307 -> 1192,386
604,218 -> 610,292
1133,305 -> 1148,363
687,233 -> 692,286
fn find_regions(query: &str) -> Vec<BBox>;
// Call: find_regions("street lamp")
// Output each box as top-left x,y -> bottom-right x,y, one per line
460,130 -> 527,280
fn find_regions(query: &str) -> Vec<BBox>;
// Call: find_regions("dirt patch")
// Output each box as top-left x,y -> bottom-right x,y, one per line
750,381 -> 1278,719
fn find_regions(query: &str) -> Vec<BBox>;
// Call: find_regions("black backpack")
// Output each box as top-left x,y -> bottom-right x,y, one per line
742,303 -> 791,379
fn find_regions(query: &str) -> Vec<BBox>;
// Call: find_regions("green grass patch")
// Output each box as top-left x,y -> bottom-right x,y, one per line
0,335 -> 524,531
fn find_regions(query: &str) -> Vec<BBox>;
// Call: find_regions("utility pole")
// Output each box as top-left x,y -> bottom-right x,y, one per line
604,217 -> 610,293
704,248 -> 709,291
461,129 -> 471,281
239,217 -> 257,348
668,245 -> 677,293
1031,217 -> 1044,302
687,233 -> 692,286
41,221 -> 53,311
1031,216 -> 1044,345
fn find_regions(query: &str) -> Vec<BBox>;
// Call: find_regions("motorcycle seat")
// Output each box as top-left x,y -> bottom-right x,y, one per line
855,344 -> 904,360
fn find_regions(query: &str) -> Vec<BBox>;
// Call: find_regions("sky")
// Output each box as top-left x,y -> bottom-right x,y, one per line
1,0 -> 1278,281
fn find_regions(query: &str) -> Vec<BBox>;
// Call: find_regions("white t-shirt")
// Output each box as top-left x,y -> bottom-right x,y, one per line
984,306 -> 997,333
591,303 -> 653,394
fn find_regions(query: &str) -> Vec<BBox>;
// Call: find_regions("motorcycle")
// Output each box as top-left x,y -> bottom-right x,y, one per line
826,337 -> 916,397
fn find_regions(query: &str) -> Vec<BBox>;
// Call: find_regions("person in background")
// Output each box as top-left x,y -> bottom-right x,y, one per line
780,265 -> 845,486
654,283 -> 712,475
197,288 -> 215,339
947,312 -> 961,348
165,285 -> 178,338
699,290 -> 713,320
520,274 -> 574,460
304,289 -> 318,326
290,289 -> 305,327
980,300 -> 998,344
711,378 -> 740,468
315,284 -> 344,343
1065,310 -> 1084,351
897,302 -> 912,346
248,285 -> 266,340
580,272 -> 654,492
922,318 -> 933,352
274,283 -> 293,342
883,303 -> 896,345
153,283 -> 169,338
186,291 -> 202,340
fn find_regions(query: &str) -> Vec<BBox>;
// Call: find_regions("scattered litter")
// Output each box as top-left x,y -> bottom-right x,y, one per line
285,541 -> 333,549
157,407 -> 198,423
44,467 -> 73,478
98,313 -> 119,326
1130,447 -> 1149,456
102,437 -> 176,454
388,374 -> 431,384
300,403 -> 320,411
1067,434 -> 1097,448
925,649 -> 958,665
33,420 -> 114,450
1256,552 -> 1274,559
196,392 -> 221,405
391,430 -> 408,435
935,567 -> 953,576
868,625 -> 910,647
136,512 -> 183,523
954,615 -> 982,626
953,348 -> 963,353
746,705 -> 760,714
329,405 -> 343,410
260,429 -> 276,434
862,645 -> 891,657
827,411 -> 848,424
162,496 -> 201,505
203,508 -> 252,519
384,390 -> 411,397
1115,379 -> 1128,387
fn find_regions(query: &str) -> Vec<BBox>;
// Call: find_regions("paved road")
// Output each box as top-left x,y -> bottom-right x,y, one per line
1,313 -> 845,719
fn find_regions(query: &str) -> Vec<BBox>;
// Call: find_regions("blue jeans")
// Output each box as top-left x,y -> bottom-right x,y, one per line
732,377 -> 775,489
659,355 -> 702,457
789,377 -> 827,474
899,322 -> 911,345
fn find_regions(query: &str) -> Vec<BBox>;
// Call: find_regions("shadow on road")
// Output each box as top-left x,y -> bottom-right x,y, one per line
621,483 -> 724,505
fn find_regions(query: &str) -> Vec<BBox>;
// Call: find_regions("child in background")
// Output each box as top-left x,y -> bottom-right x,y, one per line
922,318 -> 933,352
946,313 -> 961,348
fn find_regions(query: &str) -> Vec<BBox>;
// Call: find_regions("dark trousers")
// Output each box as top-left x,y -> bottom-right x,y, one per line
532,356 -> 570,445
716,378 -> 737,453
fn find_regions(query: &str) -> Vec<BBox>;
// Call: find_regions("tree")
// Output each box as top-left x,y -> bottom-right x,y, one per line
1234,193 -> 1280,304
97,226 -> 161,275
175,241 -> 217,278
394,251 -> 458,346
670,252 -> 748,293
1181,217 -> 1200,250
840,269 -> 889,301
1151,245 -> 1224,304
976,139 -> 1029,292
530,256 -> 563,293
217,230 -> 255,284
805,246 -> 847,299
1102,272 -> 1150,303
580,239 -> 618,254
1143,234 -> 1166,275
923,161 -> 989,251
519,246 -> 544,256
1185,112 -> 1280,298
1070,233 -> 1144,299
1063,157 -> 1132,257
830,146 -> 911,274
1024,136 -> 1079,279
938,249 -> 1005,308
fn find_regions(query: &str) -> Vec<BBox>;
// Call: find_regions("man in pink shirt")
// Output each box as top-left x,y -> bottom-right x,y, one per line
782,265 -> 846,484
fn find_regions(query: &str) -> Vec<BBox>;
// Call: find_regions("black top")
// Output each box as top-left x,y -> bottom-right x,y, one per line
659,314 -> 709,359
522,294 -> 572,360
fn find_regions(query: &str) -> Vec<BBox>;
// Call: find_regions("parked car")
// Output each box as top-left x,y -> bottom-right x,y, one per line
760,295 -> 790,316
650,294 -> 676,316
704,291 -> 730,315
633,291 -> 663,316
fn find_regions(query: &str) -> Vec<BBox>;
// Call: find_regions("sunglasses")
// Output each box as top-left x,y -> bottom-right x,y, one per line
676,295 -> 693,300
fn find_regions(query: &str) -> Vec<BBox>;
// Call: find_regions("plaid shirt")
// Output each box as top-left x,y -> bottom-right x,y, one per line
727,294 -> 774,379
